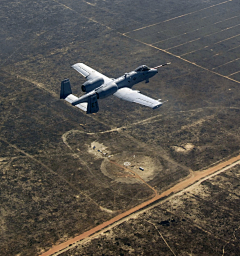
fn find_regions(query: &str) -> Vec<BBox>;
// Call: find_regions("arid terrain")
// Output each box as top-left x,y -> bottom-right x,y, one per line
1,0 -> 240,255
62,163 -> 240,256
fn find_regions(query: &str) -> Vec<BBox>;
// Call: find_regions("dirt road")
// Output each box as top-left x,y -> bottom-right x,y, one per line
40,154 -> 240,256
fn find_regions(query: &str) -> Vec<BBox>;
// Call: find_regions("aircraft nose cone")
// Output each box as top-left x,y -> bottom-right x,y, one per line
152,68 -> 158,74
151,68 -> 158,73
148,69 -> 158,78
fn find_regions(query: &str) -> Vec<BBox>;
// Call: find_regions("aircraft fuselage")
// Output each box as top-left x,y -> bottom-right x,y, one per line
71,66 -> 158,105
114,68 -> 158,89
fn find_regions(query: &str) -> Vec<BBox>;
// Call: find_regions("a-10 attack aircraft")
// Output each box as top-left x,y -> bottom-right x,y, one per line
60,62 -> 170,114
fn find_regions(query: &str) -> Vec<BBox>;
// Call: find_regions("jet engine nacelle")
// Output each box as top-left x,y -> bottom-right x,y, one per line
95,81 -> 118,99
82,77 -> 104,92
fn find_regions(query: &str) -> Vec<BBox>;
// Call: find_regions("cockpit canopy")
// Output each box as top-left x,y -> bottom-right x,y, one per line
135,65 -> 151,72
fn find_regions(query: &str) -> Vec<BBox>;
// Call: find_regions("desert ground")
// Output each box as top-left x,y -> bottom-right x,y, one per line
1,0 -> 240,255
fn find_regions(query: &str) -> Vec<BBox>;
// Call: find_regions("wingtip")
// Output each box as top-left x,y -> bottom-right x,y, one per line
153,103 -> 162,109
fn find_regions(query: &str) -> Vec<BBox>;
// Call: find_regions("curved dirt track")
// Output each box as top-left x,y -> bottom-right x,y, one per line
41,154 -> 240,256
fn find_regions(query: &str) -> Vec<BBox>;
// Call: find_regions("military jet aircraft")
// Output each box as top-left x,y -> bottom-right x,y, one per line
60,62 -> 170,114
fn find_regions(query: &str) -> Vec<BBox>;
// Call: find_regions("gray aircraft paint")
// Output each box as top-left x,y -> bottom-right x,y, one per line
60,63 -> 170,114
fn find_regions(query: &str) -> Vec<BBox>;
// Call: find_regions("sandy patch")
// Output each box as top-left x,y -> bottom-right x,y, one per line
87,141 -> 111,159
172,143 -> 194,153
100,153 -> 160,184
100,158 -> 137,184
129,155 -> 159,182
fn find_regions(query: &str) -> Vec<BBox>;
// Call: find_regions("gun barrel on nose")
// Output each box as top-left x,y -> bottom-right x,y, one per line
154,62 -> 171,69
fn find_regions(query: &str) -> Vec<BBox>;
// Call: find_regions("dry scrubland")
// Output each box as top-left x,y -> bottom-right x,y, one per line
63,165 -> 240,256
1,0 -> 240,255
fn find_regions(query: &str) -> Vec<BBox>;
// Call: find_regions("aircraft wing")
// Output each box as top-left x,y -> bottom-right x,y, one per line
114,87 -> 162,109
72,63 -> 111,82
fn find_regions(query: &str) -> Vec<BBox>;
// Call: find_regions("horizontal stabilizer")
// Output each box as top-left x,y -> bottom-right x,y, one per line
64,94 -> 88,112
60,79 -> 87,112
